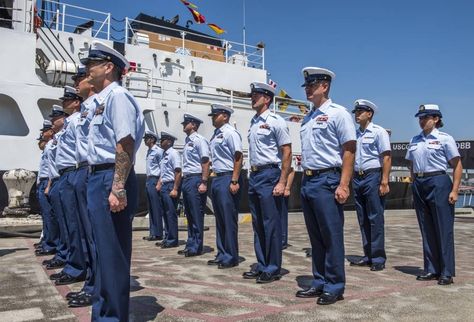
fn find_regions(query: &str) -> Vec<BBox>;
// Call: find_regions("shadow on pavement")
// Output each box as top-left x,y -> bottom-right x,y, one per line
130,295 -> 164,322
0,247 -> 28,257
393,265 -> 424,276
130,275 -> 145,292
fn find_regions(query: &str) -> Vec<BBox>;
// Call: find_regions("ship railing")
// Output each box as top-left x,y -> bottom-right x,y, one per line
124,68 -> 308,120
125,17 -> 264,69
37,0 -> 111,40
0,0 -> 35,32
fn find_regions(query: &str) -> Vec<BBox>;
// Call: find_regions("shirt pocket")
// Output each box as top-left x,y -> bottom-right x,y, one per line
90,115 -> 107,145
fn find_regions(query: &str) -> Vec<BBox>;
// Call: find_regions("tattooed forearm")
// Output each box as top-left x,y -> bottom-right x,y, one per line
113,136 -> 134,190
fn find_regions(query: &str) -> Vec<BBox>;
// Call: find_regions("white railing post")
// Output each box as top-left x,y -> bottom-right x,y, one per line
55,8 -> 59,31
61,4 -> 65,32
262,47 -> 265,69
181,31 -> 186,51
107,13 -> 110,40
30,0 -> 35,33
125,17 -> 128,44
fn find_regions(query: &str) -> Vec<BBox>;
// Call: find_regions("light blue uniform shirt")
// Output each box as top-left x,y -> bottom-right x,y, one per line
56,112 -> 80,170
354,122 -> 391,171
146,145 -> 164,177
300,99 -> 356,170
160,147 -> 182,183
182,132 -> 210,175
38,150 -> 49,179
405,129 -> 459,173
87,82 -> 145,165
210,123 -> 242,173
75,94 -> 97,163
248,109 -> 291,166
45,131 -> 65,179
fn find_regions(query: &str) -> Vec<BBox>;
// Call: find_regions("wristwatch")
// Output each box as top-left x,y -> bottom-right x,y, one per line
112,189 -> 127,198
231,180 -> 238,185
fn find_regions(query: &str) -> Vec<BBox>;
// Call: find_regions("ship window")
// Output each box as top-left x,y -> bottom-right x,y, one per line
38,98 -> 61,119
0,94 -> 29,136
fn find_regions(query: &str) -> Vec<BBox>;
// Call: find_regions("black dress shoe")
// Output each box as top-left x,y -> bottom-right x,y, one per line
350,259 -> 371,266
370,263 -> 385,271
185,251 -> 202,257
207,259 -> 221,266
242,271 -> 261,279
416,273 -> 440,281
143,235 -> 163,241
438,276 -> 453,285
50,271 -> 66,280
317,292 -> 344,305
68,293 -> 92,307
46,260 -> 65,270
55,274 -> 86,286
256,272 -> 281,284
161,243 -> 178,249
33,242 -> 43,248
42,259 -> 54,266
218,262 -> 238,269
66,290 -> 85,300
35,249 -> 56,256
296,287 -> 323,298
177,249 -> 188,255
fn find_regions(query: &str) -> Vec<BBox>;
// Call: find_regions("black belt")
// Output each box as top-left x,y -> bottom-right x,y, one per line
354,167 -> 381,177
89,163 -> 115,173
147,175 -> 159,179
414,171 -> 446,178
77,161 -> 88,169
304,167 -> 341,177
51,177 -> 59,183
183,173 -> 201,178
250,164 -> 278,172
39,177 -> 49,182
59,166 -> 76,176
215,171 -> 233,177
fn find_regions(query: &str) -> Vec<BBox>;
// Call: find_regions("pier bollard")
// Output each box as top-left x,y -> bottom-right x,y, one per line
1,169 -> 36,217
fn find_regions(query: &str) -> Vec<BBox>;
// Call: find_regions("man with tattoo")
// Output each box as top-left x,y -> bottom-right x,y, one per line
179,114 -> 210,257
81,41 -> 145,321
156,132 -> 182,249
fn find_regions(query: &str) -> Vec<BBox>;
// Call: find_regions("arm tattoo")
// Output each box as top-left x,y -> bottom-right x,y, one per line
113,150 -> 132,190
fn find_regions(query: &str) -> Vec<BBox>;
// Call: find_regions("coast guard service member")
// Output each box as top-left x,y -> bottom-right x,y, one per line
296,67 -> 356,305
207,104 -> 243,268
81,40 -> 145,321
350,99 -> 391,271
156,132 -> 182,249
35,120 -> 59,254
405,104 -> 462,286
180,114 -> 210,257
42,105 -> 70,272
143,130 -> 164,241
243,82 -> 292,284
54,86 -> 87,286
66,66 -> 97,308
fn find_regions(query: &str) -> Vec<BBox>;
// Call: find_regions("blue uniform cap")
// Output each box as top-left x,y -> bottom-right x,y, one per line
415,104 -> 443,118
59,85 -> 82,101
352,99 -> 377,114
160,131 -> 177,141
144,130 -> 159,140
181,113 -> 203,125
40,119 -> 53,131
49,104 -> 69,118
301,67 -> 335,86
250,82 -> 275,98
208,104 -> 234,116
71,64 -> 87,81
80,40 -> 130,70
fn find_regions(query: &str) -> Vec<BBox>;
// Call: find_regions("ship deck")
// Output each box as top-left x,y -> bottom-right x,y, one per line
1,210 -> 473,321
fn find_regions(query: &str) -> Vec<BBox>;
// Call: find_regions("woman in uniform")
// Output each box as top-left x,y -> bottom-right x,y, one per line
405,104 -> 462,285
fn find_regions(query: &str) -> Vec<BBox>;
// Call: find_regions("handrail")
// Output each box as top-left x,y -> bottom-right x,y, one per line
39,22 -> 76,64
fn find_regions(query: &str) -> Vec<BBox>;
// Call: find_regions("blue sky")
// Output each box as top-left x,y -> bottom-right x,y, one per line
61,0 -> 473,142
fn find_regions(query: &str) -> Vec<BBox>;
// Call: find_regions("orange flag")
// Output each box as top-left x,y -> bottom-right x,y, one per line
208,23 -> 225,35
188,7 -> 205,24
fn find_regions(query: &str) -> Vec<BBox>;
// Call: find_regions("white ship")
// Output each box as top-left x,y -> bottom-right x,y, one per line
0,0 -> 308,213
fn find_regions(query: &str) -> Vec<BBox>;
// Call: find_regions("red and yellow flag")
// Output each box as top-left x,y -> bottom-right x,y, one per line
208,23 -> 225,35
188,7 -> 206,24
179,0 -> 198,9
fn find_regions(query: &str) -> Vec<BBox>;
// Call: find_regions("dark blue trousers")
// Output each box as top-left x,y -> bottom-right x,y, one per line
282,196 -> 289,247
88,168 -> 138,322
73,166 -> 96,295
38,179 -> 58,251
161,181 -> 179,247
145,176 -> 164,237
49,179 -> 69,263
248,167 -> 283,275
182,176 -> 207,254
412,174 -> 455,277
353,172 -> 386,265
59,171 -> 87,278
211,174 -> 241,265
301,171 -> 345,296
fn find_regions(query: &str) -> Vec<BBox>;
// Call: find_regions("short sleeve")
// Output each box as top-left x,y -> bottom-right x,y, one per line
377,128 -> 391,154
273,116 -> 291,147
197,136 -> 210,159
405,138 -> 415,161
227,130 -> 242,154
444,135 -> 460,162
336,110 -> 356,145
108,91 -> 137,143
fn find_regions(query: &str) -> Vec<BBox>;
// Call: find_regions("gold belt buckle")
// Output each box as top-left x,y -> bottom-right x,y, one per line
418,172 -> 424,177
305,169 -> 313,176
251,166 -> 258,172
358,170 -> 364,176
